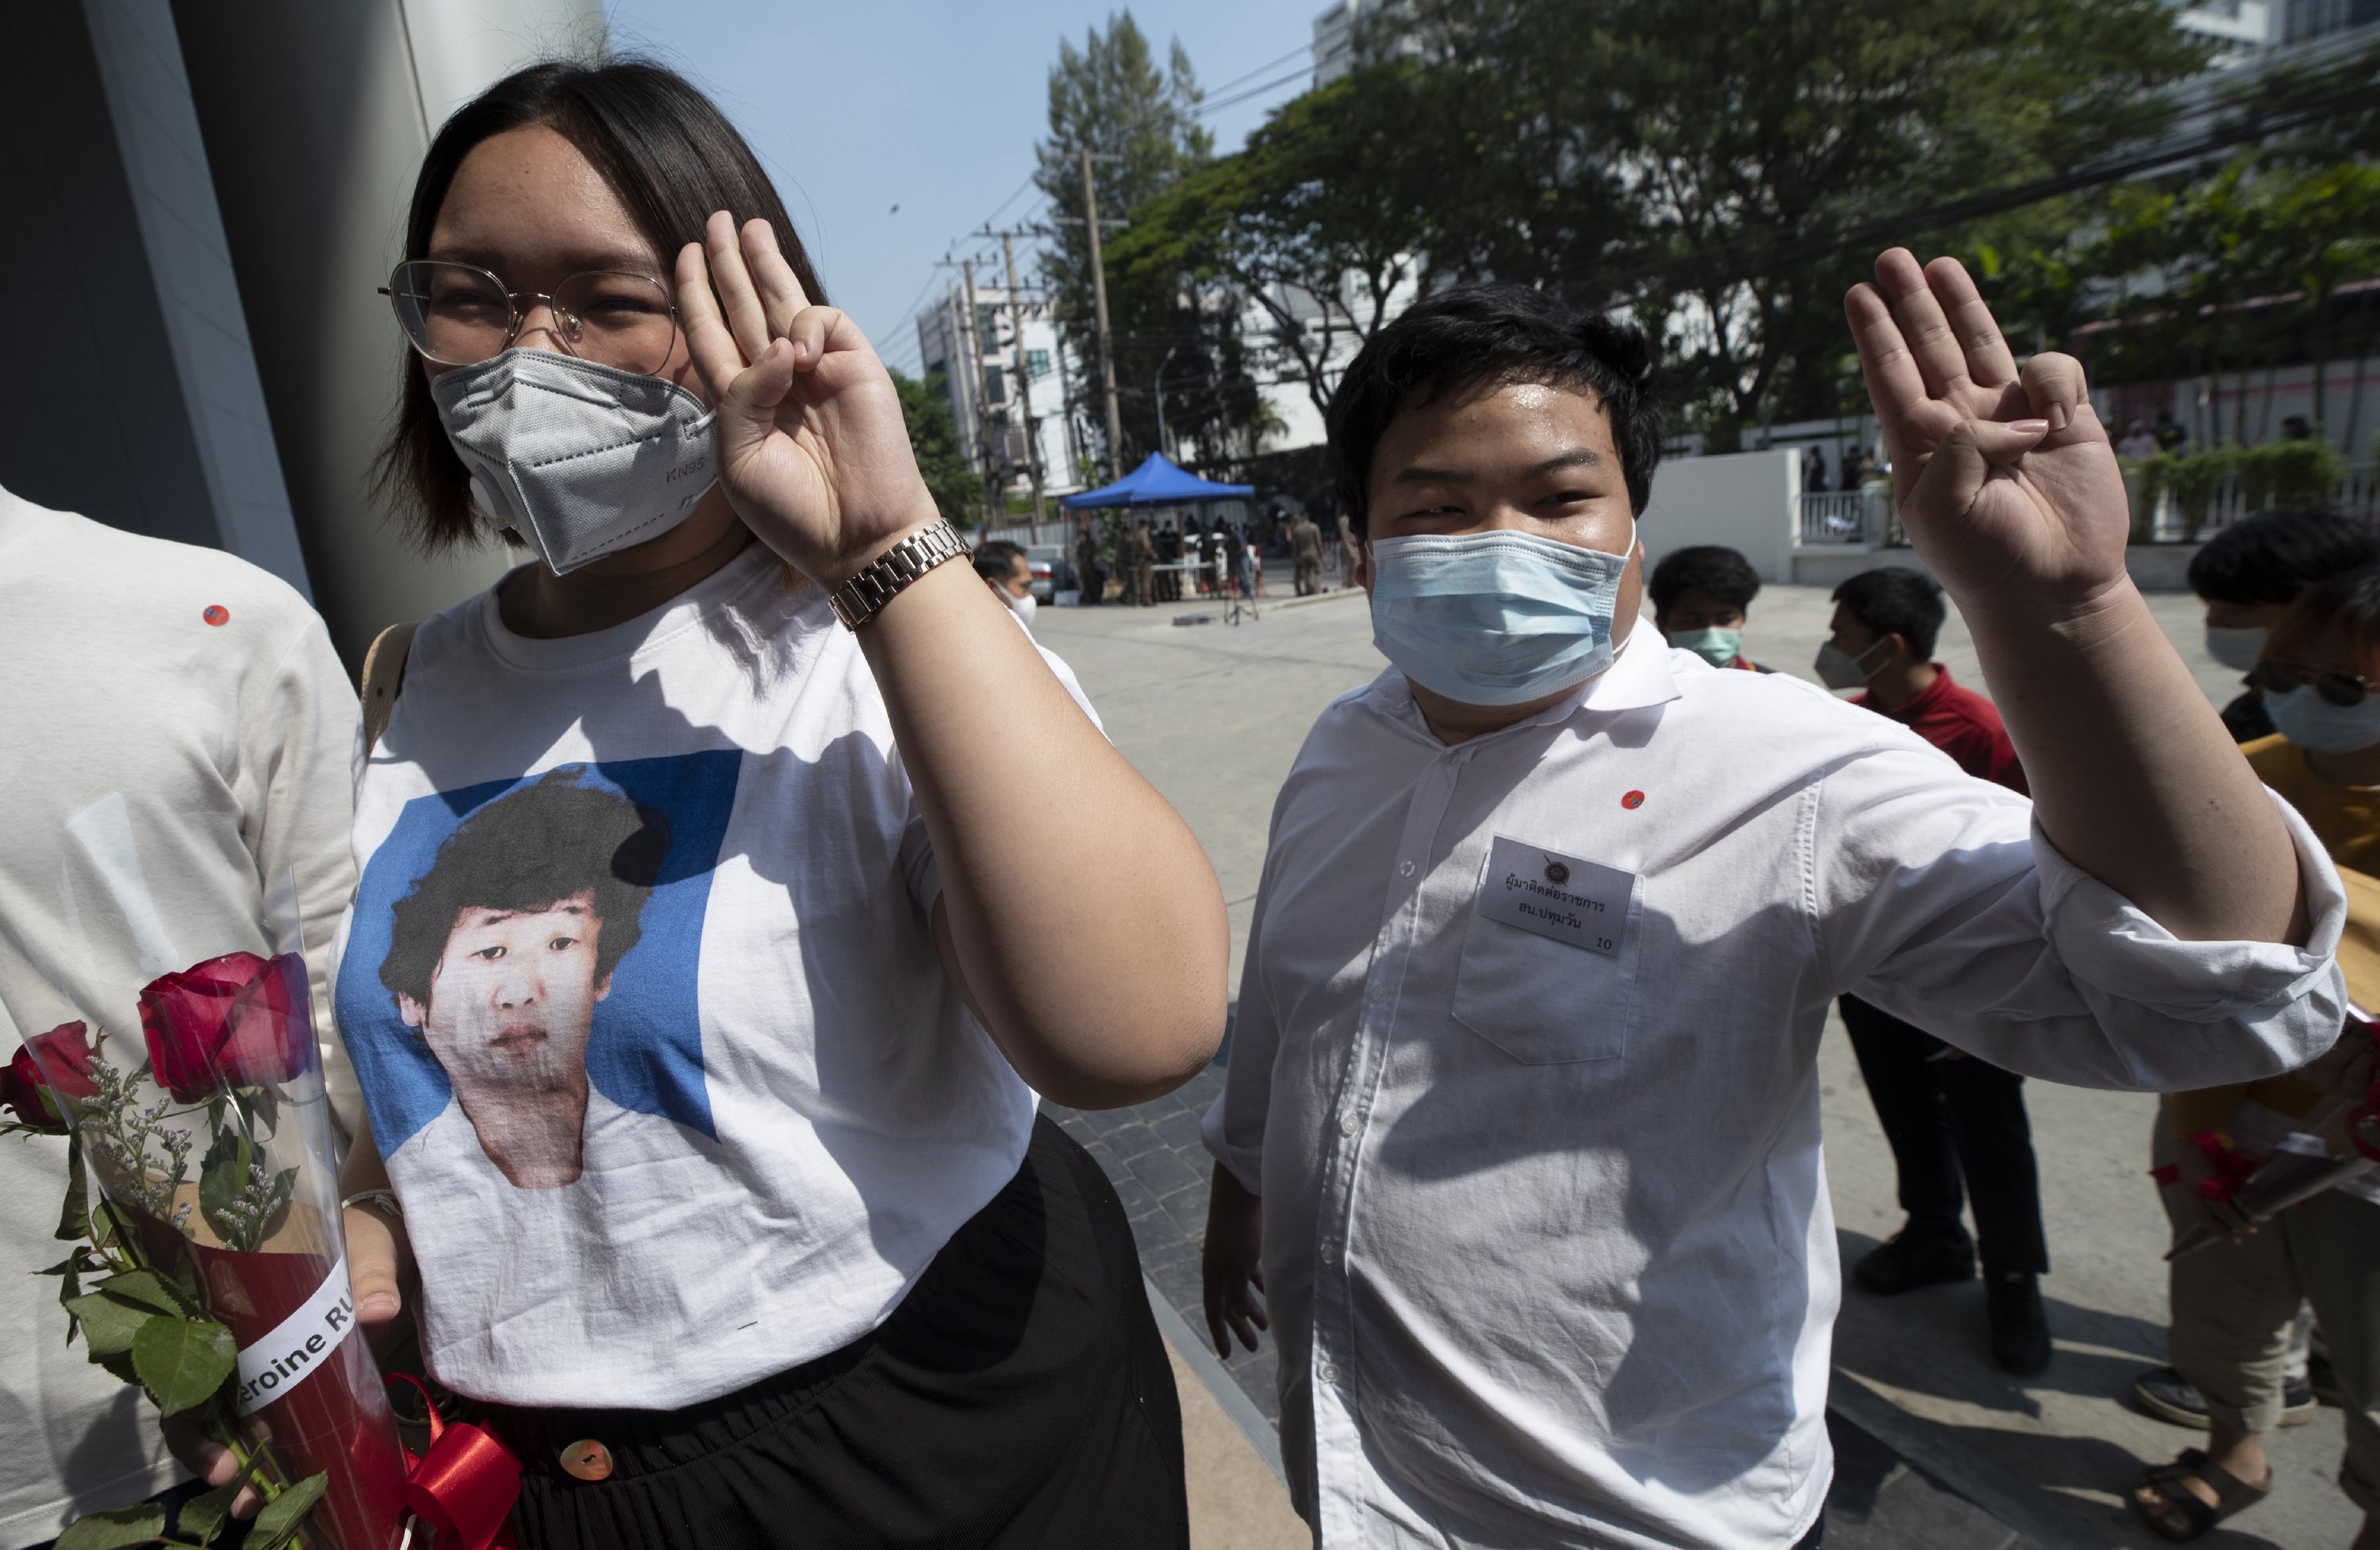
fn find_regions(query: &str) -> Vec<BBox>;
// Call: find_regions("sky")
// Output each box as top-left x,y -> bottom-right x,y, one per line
600,1 -> 1323,378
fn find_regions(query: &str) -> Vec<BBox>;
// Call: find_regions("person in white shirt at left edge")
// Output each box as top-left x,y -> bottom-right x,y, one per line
0,489 -> 360,1548
1200,259 -> 2347,1550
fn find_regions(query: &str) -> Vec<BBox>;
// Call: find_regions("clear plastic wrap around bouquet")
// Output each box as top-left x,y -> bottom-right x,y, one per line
2,918 -> 405,1548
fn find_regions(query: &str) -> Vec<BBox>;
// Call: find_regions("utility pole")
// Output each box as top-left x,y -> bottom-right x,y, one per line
991,228 -> 1047,534
1079,146 -> 1126,482
959,255 -> 1000,512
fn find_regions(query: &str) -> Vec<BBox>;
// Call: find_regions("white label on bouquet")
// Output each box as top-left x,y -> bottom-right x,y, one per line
232,1255 -> 358,1416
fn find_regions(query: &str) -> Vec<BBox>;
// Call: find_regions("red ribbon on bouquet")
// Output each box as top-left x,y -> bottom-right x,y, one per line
391,1375 -> 521,1550
2186,1130 -> 2261,1204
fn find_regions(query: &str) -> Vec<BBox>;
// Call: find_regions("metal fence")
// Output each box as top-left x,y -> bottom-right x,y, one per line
1797,462 -> 2380,550
2135,461 -> 2380,543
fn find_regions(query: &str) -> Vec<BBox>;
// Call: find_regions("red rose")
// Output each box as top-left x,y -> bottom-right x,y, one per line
140,952 -> 314,1100
2,1022 -> 94,1132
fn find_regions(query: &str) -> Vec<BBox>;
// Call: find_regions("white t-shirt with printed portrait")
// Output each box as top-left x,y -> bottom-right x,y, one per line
333,541 -> 1092,1410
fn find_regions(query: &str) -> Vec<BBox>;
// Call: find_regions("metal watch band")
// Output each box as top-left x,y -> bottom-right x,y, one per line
828,520 -> 969,631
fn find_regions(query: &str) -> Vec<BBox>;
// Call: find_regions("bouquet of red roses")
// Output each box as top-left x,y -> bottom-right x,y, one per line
2,948 -> 406,1550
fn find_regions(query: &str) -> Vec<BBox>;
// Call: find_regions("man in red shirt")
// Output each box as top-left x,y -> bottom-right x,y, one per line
1821,566 -> 2051,1375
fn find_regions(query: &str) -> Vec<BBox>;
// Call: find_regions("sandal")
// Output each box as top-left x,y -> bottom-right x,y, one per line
2131,1447 -> 2272,1541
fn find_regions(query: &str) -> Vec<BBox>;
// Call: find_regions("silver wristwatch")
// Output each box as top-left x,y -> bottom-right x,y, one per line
828,520 -> 969,631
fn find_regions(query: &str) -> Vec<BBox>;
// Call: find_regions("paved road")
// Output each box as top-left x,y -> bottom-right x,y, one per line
1032,572 -> 2360,1549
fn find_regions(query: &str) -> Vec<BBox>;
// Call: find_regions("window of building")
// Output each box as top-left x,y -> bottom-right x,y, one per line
1027,348 -> 1052,379
982,365 -> 1005,404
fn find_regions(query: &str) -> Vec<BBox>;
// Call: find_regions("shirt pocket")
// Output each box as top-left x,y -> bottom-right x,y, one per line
1450,870 -> 1641,1064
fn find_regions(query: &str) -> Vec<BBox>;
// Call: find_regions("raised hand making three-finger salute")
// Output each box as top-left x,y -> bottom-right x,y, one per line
1848,248 -> 2311,947
677,209 -> 1227,1103
676,212 -> 941,588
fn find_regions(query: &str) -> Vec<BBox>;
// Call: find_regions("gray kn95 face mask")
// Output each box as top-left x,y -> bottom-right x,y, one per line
431,348 -> 719,575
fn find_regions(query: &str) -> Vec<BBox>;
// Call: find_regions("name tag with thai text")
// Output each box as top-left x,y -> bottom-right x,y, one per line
1476,834 -> 1632,956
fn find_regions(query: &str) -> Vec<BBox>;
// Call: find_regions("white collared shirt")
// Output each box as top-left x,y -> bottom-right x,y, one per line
1205,618 -> 2345,1550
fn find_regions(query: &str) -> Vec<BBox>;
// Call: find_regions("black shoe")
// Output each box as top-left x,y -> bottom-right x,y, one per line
2309,1351 -> 2343,1408
1854,1229 -> 1975,1295
2131,1365 -> 2319,1427
1986,1269 -> 2052,1376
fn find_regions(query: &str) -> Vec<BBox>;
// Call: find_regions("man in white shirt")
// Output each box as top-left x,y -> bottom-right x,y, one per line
1199,255 -> 2345,1549
0,486 -> 359,1548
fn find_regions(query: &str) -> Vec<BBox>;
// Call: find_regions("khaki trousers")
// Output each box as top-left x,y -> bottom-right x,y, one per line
2156,1104 -> 2380,1517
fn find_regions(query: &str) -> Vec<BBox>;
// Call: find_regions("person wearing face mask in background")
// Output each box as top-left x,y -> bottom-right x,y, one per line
973,538 -> 1038,631
1818,566 -> 2052,1374
2186,509 -> 2380,744
1649,543 -> 1769,670
1200,263 -> 2345,1550
167,60 -> 1228,1549
2129,566 -> 2380,1543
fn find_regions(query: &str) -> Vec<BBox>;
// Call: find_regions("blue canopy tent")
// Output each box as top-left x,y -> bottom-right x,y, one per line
1060,452 -> 1253,508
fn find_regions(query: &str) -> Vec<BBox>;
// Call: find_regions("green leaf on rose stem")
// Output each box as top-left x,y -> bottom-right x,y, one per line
52,1501 -> 170,1550
40,1255 -> 85,1341
56,1126 -> 88,1241
61,1291 -> 158,1357
90,1346 -> 140,1386
131,1314 -> 237,1415
99,1267 -> 198,1318
173,1480 -> 243,1545
245,1471 -> 329,1550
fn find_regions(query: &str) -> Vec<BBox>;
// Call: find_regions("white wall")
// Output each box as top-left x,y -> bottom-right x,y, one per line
1641,450 -> 1802,583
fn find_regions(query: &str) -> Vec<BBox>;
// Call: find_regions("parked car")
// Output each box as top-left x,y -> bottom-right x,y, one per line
1025,543 -> 1073,601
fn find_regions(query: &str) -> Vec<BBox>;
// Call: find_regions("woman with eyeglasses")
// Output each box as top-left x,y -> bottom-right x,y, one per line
2132,562 -> 2380,1543
173,58 -> 1226,1548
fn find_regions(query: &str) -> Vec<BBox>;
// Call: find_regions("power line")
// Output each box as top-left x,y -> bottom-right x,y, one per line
1195,65 -> 1319,117
1201,37 -> 1315,98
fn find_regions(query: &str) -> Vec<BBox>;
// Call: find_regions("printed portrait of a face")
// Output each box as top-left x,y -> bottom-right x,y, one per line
378,772 -> 670,1188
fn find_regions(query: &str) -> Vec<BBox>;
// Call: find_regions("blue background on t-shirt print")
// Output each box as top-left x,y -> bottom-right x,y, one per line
337,750 -> 743,1153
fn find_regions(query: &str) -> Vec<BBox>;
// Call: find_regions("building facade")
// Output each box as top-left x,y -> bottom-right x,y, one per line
916,281 -> 1084,511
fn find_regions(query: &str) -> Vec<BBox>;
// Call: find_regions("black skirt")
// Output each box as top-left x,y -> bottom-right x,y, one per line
484,1115 -> 1189,1549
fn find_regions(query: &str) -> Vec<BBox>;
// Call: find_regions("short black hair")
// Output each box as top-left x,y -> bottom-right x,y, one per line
380,769 -> 670,1010
1649,546 -> 1762,617
1833,566 -> 1945,661
974,539 -> 1026,584
1325,283 -> 1663,536
2267,563 -> 2380,666
2187,509 -> 2380,606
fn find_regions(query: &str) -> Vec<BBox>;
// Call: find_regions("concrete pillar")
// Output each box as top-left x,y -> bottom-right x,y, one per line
0,2 -> 310,597
171,0 -> 604,669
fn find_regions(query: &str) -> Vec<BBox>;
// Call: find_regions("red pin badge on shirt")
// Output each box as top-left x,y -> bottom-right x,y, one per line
1622,789 -> 1645,810
202,604 -> 229,627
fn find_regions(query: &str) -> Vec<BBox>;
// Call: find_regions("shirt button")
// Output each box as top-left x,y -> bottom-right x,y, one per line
1338,1112 -> 1358,1137
559,1438 -> 613,1482
1319,1362 -> 1341,1384
1399,859 -> 1415,876
1320,1241 -> 1339,1265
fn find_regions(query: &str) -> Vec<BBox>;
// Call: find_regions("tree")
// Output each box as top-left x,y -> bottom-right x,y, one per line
890,369 -> 985,525
1031,13 -> 1244,474
1402,0 -> 2209,444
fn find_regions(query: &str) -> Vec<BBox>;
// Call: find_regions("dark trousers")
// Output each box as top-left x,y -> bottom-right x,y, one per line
1841,995 -> 2049,1275
492,1117 -> 1188,1549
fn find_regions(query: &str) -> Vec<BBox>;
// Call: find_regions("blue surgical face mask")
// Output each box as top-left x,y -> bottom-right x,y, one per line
2264,686 -> 2380,753
1368,525 -> 1634,707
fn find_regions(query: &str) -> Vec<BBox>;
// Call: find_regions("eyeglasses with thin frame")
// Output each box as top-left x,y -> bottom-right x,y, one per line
2249,659 -> 2377,708
380,260 -> 681,377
